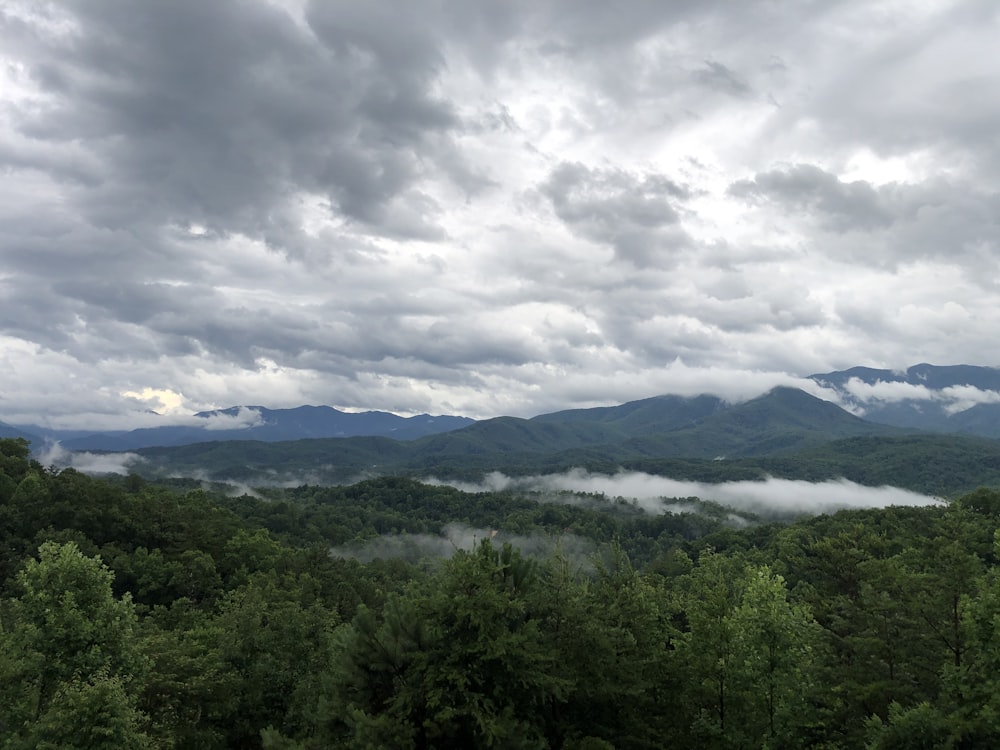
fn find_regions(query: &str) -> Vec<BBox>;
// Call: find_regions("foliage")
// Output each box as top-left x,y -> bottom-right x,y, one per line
3,436 -> 1000,748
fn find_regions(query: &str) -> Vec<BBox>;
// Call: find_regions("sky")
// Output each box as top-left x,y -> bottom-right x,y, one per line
2,0 -> 1000,430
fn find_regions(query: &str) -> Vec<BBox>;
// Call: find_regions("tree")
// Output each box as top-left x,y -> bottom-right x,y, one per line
0,541 -> 147,748
328,540 -> 570,748
731,565 -> 818,746
213,572 -> 337,748
676,551 -> 820,748
553,542 -> 678,749
864,701 -> 953,750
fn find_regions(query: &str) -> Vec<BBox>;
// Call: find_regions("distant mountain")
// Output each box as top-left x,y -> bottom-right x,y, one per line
531,394 -> 727,434
809,363 -> 1000,437
812,363 -> 1000,391
618,386 -> 904,459
0,421 -> 39,442
21,366 -> 1000,495
131,388 -> 907,484
16,405 -> 475,451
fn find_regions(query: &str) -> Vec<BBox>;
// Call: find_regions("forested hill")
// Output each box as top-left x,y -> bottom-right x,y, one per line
4,435 -> 1000,747
12,362 -> 1000,453
810,362 -> 1000,436
124,386 -> 1000,494
12,405 -> 475,452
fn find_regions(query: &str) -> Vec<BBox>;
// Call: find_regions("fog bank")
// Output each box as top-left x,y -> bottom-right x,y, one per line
36,442 -> 143,476
426,469 -> 941,516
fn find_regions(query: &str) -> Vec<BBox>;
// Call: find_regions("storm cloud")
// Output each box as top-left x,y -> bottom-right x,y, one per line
2,1 -> 1000,427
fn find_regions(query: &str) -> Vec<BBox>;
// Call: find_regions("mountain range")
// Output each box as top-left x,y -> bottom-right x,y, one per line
808,362 -> 1000,436
127,385 -> 1000,496
1,405 -> 475,451
8,363 -> 1000,495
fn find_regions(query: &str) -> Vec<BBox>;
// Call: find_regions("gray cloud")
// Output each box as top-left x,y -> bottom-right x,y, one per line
540,162 -> 690,267
2,0 -> 1000,427
3,0 -> 466,241
692,60 -> 752,97
729,164 -> 893,233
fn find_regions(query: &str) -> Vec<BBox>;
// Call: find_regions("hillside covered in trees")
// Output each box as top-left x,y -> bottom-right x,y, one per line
4,436 -> 1000,748
118,387 -> 1000,497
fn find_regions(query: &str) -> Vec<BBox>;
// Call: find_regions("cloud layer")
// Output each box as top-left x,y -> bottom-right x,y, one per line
3,1 -> 1000,426
429,469 -> 942,516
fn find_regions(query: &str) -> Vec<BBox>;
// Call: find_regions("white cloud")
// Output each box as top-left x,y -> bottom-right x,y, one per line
2,1 -> 1000,426
199,407 -> 266,431
832,377 -> 1000,415
330,521 -> 595,563
427,469 -> 941,516
939,385 -> 1000,414
36,442 -> 144,476
842,378 -> 935,403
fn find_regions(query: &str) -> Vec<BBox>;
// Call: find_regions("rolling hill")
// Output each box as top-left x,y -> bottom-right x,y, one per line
128,387 -> 915,485
13,405 -> 474,451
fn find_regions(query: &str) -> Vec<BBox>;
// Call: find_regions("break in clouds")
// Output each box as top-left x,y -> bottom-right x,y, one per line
2,1 -> 1000,427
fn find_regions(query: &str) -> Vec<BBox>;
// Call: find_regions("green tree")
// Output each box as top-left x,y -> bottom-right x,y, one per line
329,540 -> 570,748
137,599 -> 235,749
933,532 -> 1000,746
553,542 -> 678,749
731,565 -> 818,747
213,573 -> 337,748
864,701 -> 953,750
27,669 -> 147,750
0,541 -> 147,748
677,552 -> 819,748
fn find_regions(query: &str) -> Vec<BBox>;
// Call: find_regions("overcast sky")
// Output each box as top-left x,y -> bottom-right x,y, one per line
2,0 -> 1000,429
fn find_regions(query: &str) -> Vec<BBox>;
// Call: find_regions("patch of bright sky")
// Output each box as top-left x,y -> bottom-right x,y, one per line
121,387 -> 184,414
841,148 -> 931,185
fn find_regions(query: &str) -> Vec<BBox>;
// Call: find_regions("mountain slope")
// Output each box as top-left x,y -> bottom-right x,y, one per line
530,394 -> 727,435
615,387 -> 904,459
130,387 -> 907,483
0,422 -> 38,442
36,405 -> 475,451
809,363 -> 1000,437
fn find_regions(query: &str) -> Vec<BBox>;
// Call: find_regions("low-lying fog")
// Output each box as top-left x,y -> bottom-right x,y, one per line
39,443 -> 944,562
332,470 -> 941,563
424,469 -> 942,516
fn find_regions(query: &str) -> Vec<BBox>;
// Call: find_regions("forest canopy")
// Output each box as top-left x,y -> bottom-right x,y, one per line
2,437 -> 1000,748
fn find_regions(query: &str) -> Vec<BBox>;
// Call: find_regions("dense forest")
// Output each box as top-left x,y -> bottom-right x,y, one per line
3,435 -> 1000,748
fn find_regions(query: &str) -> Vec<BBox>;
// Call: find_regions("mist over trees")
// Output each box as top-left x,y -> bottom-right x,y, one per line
3,436 -> 1000,747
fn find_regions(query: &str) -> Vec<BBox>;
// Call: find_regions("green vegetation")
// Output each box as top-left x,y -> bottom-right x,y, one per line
128,387 -> 1000,496
134,428 -> 1000,497
5,436 -> 1000,747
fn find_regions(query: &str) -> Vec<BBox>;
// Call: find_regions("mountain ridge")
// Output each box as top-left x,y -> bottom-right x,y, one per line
125,387 -> 912,484
12,405 -> 475,451
808,362 -> 1000,437
11,362 -> 1000,457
